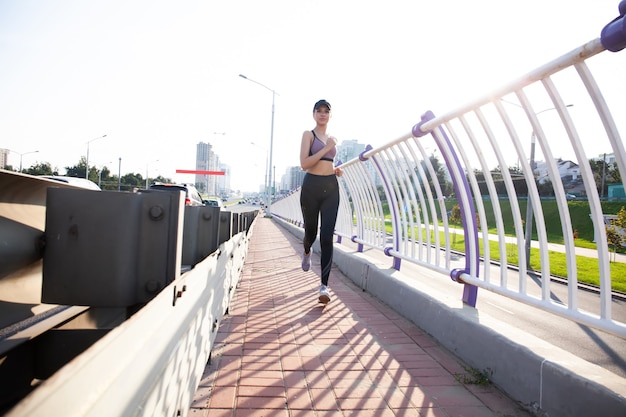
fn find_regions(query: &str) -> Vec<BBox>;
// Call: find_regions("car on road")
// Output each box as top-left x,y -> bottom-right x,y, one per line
40,175 -> 102,190
149,183 -> 204,206
204,196 -> 224,209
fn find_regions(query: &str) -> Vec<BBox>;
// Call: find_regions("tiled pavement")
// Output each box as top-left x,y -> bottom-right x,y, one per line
190,217 -> 531,417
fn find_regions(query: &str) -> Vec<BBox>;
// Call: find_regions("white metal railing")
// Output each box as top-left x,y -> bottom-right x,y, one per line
271,6 -> 626,337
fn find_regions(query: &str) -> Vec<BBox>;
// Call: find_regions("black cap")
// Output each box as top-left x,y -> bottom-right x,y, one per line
313,99 -> 331,111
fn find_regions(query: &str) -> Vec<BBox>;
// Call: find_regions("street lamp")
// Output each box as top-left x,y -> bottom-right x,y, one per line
86,134 -> 107,179
145,159 -> 160,189
11,149 -> 39,172
251,141 -> 269,202
239,74 -> 278,216
117,157 -> 122,191
500,99 -> 573,269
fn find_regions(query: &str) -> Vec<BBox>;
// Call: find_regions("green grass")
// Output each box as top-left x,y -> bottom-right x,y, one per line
454,366 -> 493,386
446,227 -> 626,292
442,198 -> 626,249
484,236 -> 626,293
379,198 -> 626,293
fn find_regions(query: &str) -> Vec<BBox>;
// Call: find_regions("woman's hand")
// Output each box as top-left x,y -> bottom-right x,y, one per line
334,166 -> 343,177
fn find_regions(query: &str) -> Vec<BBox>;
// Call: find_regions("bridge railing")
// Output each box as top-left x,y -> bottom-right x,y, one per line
271,3 -> 626,338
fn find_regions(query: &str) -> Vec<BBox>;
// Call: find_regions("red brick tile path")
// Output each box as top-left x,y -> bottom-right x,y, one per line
190,217 -> 531,417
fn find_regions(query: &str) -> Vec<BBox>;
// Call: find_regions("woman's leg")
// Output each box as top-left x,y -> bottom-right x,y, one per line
300,175 -> 321,255
318,177 -> 340,286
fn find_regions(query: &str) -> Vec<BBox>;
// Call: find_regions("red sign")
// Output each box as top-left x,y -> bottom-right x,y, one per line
176,169 -> 225,176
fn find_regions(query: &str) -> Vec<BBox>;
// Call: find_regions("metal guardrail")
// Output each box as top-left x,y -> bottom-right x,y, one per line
5,231 -> 251,417
271,2 -> 626,338
0,170 -> 259,415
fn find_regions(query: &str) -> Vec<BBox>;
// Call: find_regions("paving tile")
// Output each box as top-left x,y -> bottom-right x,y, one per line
333,385 -> 382,400
336,396 -> 390,411
282,370 -> 307,389
239,369 -> 284,380
303,370 -> 333,389
238,376 -> 284,388
204,408 -> 231,417
237,385 -> 285,399
234,409 -> 288,417
213,368 -> 239,387
189,217 -> 531,417
191,386 -> 212,408
208,386 -> 236,409
309,387 -> 340,411
284,388 -> 313,410
424,385 -> 487,407
279,355 -> 302,371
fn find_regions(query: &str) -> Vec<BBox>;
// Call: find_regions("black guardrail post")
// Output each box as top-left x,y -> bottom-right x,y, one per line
182,205 -> 221,267
42,188 -> 184,307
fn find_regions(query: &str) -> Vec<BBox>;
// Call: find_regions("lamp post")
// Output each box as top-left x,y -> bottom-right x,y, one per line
145,159 -> 160,189
11,149 -> 39,172
251,141 -> 269,202
239,74 -> 278,216
86,134 -> 107,179
500,99 -> 573,269
117,157 -> 122,191
601,153 -> 607,199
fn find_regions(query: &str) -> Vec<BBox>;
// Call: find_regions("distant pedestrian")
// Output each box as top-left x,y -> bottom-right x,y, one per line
299,99 -> 343,304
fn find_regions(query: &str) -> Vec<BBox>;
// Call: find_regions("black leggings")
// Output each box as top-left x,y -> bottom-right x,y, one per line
300,173 -> 340,286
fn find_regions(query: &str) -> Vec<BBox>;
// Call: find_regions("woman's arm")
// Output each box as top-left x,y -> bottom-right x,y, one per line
299,131 -> 314,170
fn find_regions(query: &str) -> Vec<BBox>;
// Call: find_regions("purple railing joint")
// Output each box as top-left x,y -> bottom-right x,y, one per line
359,145 -> 373,161
601,0 -> 626,52
384,246 -> 393,256
412,110 -> 436,137
351,235 -> 358,243
450,268 -> 468,283
392,257 -> 401,271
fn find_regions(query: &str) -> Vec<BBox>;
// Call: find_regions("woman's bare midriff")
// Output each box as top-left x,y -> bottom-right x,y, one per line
306,160 -> 335,176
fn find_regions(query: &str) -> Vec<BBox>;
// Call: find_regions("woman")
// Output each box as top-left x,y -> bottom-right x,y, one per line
299,99 -> 343,304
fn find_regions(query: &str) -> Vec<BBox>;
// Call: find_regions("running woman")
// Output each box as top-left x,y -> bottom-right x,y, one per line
299,99 -> 343,304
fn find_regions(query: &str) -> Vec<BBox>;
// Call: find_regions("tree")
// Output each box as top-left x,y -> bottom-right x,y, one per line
536,179 -> 555,197
429,153 -> 453,197
65,157 -> 88,178
449,204 -> 462,244
153,175 -> 172,184
23,162 -> 58,176
120,173 -> 144,191
7,155 -> 173,191
589,158 -> 620,196
606,206 -> 626,262
416,153 -> 452,198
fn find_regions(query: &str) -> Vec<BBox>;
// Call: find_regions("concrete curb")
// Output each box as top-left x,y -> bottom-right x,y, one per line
274,218 -> 626,417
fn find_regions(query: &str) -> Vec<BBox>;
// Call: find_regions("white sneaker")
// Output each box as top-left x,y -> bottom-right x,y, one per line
318,285 -> 330,304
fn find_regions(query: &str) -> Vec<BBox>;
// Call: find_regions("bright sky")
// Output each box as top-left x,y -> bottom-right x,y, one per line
1,0 -> 624,192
